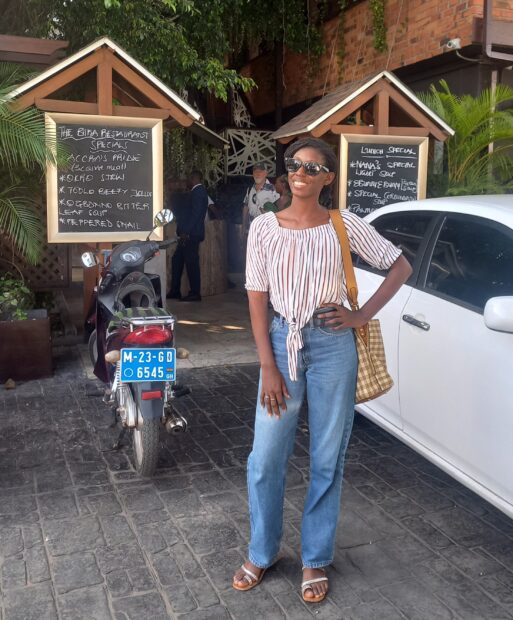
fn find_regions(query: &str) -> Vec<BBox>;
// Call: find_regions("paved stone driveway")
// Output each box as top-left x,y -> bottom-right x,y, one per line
1,346 -> 513,620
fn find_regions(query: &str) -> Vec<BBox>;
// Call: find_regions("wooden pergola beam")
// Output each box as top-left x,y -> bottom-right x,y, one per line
330,125 -> 429,137
311,81 -> 382,138
97,48 -> 113,115
112,82 -> 143,107
374,89 -> 389,134
13,48 -> 102,111
35,98 -> 98,114
330,125 -> 374,134
110,55 -> 193,127
389,126 -> 430,136
34,98 -> 171,120
113,106 -> 170,119
382,81 -> 447,142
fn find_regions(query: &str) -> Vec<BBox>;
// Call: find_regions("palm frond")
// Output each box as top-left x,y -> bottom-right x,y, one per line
0,62 -> 39,100
419,80 -> 513,195
0,103 -> 60,169
0,187 -> 42,265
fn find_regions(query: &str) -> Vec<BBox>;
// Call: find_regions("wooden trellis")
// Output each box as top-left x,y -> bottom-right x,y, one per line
221,129 -> 276,177
0,199 -> 70,289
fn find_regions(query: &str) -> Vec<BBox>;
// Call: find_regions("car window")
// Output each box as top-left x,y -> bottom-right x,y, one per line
426,215 -> 513,311
354,211 -> 435,282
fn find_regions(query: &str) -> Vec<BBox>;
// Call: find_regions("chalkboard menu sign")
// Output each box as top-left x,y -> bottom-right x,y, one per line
46,113 -> 163,242
339,134 -> 428,216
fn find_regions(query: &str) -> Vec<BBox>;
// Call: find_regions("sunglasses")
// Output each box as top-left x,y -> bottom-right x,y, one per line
284,157 -> 330,176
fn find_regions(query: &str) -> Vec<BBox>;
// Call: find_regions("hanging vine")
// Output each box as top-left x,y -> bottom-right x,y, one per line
369,0 -> 388,53
335,0 -> 387,76
337,0 -> 347,79
164,128 -> 222,190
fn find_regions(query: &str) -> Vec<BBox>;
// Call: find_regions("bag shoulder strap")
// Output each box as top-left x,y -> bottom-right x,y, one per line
328,209 -> 359,311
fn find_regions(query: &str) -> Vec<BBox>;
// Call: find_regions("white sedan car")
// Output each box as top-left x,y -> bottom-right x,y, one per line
354,195 -> 513,519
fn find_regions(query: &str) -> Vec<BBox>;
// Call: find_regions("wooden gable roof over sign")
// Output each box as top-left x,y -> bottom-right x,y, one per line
6,36 -> 228,148
273,71 -> 453,144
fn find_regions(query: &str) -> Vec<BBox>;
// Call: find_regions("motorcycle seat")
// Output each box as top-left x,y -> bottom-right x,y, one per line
108,307 -> 174,332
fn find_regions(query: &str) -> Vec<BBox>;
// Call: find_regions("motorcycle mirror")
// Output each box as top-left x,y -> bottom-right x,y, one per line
154,209 -> 174,227
81,252 -> 98,268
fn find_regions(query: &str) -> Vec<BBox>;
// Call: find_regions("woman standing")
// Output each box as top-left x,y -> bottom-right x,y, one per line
233,138 -> 412,603
263,175 -> 291,213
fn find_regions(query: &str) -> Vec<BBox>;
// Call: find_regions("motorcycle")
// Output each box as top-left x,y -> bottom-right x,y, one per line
82,209 -> 189,477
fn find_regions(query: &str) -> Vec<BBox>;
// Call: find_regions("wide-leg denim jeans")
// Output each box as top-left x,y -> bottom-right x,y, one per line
247,316 -> 357,569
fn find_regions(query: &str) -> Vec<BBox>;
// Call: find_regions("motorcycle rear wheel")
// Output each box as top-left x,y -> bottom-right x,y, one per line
133,416 -> 160,477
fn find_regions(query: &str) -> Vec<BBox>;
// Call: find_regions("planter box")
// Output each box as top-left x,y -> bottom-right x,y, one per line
0,316 -> 52,381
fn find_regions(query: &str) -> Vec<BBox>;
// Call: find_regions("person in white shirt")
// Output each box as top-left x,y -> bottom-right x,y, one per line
242,162 -> 279,234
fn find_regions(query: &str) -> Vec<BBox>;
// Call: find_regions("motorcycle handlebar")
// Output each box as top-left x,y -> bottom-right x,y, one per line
99,272 -> 114,292
158,238 -> 178,249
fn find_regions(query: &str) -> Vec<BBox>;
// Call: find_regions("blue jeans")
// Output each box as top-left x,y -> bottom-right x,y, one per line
247,316 -> 357,569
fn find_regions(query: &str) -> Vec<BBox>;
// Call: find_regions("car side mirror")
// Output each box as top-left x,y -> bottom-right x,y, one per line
483,296 -> 513,333
81,252 -> 98,268
154,209 -> 174,227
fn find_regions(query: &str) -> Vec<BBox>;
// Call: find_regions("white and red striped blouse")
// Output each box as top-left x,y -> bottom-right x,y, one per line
245,210 -> 402,381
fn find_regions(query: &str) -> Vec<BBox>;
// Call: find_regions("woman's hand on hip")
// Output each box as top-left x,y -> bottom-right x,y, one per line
320,304 -> 368,329
260,364 -> 291,418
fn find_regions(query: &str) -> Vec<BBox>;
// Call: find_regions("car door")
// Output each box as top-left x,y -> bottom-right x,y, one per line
354,209 -> 439,430
398,213 -> 513,506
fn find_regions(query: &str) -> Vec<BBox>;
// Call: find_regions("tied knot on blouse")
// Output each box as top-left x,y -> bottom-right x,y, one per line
245,210 -> 402,381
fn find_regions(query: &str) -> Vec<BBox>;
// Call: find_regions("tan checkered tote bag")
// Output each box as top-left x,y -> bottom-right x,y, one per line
329,210 -> 393,404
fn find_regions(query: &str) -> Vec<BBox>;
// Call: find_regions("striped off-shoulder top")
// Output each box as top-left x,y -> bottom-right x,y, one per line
245,210 -> 402,381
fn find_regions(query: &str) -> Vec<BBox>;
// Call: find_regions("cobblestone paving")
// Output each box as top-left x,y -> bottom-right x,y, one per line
1,346 -> 513,619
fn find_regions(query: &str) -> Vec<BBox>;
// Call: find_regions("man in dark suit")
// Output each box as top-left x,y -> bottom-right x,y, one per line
168,170 -> 208,302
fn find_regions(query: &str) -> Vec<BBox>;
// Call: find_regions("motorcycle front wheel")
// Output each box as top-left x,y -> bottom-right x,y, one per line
133,415 -> 160,477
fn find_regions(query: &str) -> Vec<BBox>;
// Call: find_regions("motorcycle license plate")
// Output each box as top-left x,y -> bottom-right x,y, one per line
120,348 -> 176,382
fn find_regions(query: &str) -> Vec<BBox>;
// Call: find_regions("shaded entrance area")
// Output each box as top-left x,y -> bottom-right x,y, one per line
166,290 -> 257,369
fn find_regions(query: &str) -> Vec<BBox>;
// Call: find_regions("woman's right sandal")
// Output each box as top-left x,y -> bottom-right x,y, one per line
232,564 -> 266,591
301,570 -> 328,603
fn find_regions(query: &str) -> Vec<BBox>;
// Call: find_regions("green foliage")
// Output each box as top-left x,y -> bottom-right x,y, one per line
335,0 -> 387,76
0,187 -> 42,265
336,0 -> 347,77
224,0 -> 325,57
0,63 -> 61,172
1,0 -> 330,99
0,274 -> 35,321
3,0 -> 255,102
419,80 -> 513,196
369,0 -> 387,53
0,62 -> 66,264
164,128 -> 222,189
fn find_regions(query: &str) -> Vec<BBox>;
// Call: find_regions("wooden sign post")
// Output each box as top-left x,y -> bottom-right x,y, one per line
339,134 -> 428,216
46,112 -> 163,242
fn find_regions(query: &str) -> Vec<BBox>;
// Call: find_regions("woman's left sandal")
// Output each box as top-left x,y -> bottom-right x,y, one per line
232,564 -> 266,591
301,570 -> 328,603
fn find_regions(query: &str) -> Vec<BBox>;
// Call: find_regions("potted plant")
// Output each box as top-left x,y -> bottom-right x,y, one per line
0,271 -> 52,382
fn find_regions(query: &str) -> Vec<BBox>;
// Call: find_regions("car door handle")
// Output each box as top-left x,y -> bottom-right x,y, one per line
402,314 -> 430,331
